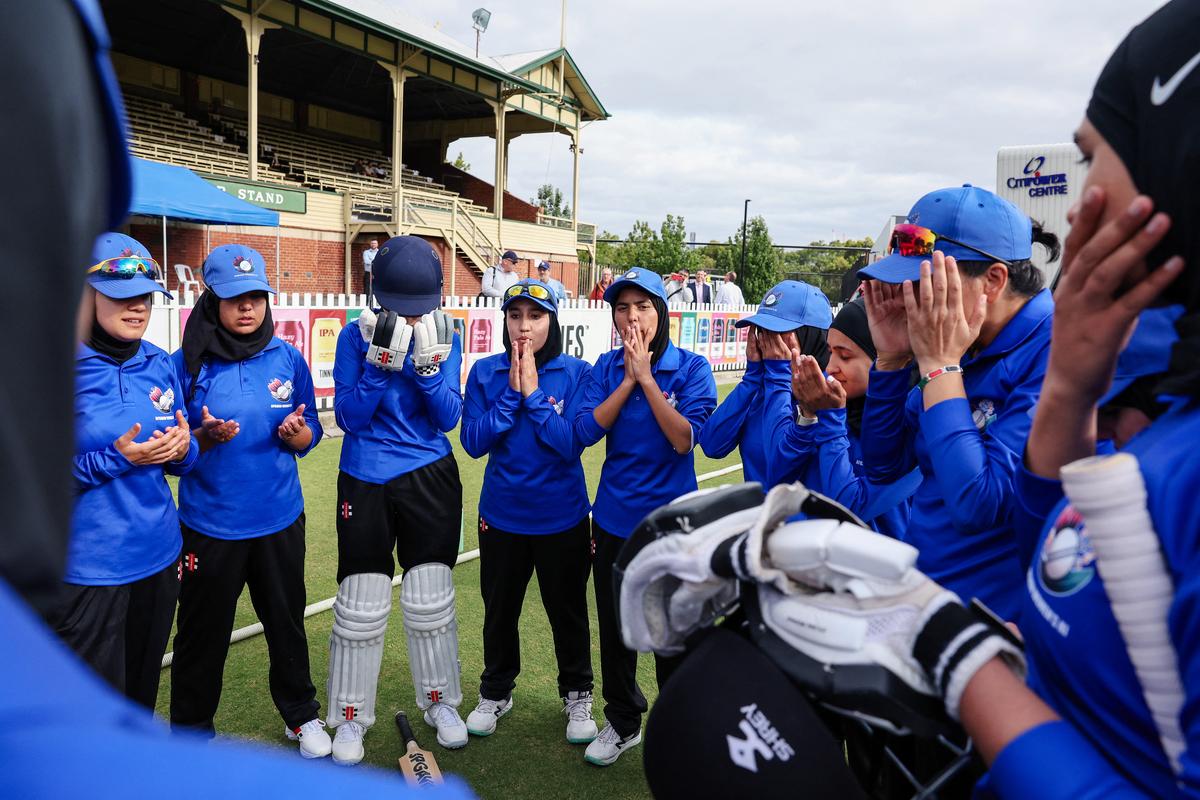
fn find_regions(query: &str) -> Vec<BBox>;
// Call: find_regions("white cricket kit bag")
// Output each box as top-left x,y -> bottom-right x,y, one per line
327,572 -> 391,728
401,562 -> 463,710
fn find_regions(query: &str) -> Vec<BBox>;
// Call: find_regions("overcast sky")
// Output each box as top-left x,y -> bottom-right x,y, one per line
401,0 -> 1163,244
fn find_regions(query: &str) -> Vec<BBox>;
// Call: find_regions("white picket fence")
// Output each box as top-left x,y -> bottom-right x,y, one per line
145,294 -> 764,410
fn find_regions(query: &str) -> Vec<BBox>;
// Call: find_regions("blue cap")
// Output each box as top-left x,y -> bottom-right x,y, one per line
1099,305 -> 1183,406
860,185 -> 1033,284
372,236 -> 444,316
735,280 -> 832,332
537,260 -> 551,272
604,267 -> 668,305
502,250 -> 519,263
88,232 -> 172,300
502,278 -> 558,315
202,245 -> 275,299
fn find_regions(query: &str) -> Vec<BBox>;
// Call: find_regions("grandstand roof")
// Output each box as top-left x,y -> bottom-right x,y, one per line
494,48 -> 610,121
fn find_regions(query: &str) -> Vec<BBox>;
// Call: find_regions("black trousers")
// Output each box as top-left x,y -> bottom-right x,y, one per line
52,558 -> 181,710
335,454 -> 463,581
592,522 -> 678,738
170,514 -> 319,733
478,517 -> 593,701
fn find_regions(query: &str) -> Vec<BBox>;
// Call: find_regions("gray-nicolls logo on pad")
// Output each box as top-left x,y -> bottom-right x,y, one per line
726,703 -> 794,773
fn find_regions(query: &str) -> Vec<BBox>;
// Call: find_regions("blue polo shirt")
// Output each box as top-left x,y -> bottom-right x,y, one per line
461,352 -> 591,533
977,400 -> 1200,798
71,340 -> 198,585
171,338 -> 322,539
860,289 -> 1053,621
698,359 -> 774,486
575,341 -> 717,538
334,320 -> 463,484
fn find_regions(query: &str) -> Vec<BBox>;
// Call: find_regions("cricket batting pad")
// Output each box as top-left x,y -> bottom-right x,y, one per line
1061,452 -> 1184,775
401,562 -> 463,711
327,572 -> 391,729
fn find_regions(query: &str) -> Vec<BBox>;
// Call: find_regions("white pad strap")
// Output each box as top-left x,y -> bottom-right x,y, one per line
1062,452 -> 1184,775
401,563 -> 463,710
327,572 -> 391,728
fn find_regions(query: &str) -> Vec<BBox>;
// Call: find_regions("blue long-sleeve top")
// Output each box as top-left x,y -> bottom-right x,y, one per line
698,359 -> 775,486
461,351 -> 591,533
334,319 -> 463,483
171,338 -> 322,539
859,289 -> 1052,621
761,359 -> 821,489
70,340 -> 198,585
574,341 -> 717,538
803,407 -> 919,539
974,399 -> 1200,798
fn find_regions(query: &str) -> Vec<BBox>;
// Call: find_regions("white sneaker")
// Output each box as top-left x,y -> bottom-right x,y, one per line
584,723 -> 642,766
331,720 -> 366,765
563,691 -> 598,744
424,702 -> 468,749
284,719 -> 332,759
466,695 -> 513,737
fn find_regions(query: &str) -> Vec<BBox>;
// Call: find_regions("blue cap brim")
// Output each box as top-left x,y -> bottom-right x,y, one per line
502,293 -> 557,315
604,278 -> 666,305
858,253 -> 924,284
734,313 -> 798,333
376,290 -> 440,317
210,278 -> 276,299
89,275 -> 173,300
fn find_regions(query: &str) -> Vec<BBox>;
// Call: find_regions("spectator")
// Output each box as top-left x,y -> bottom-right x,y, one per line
536,261 -> 568,302
362,238 -> 379,299
352,159 -> 366,176
666,269 -> 694,304
482,250 -> 520,299
690,270 -> 713,304
714,271 -> 745,306
587,268 -> 614,302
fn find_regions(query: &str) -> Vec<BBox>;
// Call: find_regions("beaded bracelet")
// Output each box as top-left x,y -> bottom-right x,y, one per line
918,364 -> 963,390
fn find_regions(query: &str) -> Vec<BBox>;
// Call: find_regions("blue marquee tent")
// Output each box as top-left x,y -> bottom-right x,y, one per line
129,158 -> 279,226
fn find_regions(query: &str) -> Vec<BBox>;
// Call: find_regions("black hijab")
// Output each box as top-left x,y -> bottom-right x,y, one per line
87,317 -> 140,363
502,302 -> 563,370
830,299 -> 874,435
1087,0 -> 1200,396
181,290 -> 274,389
793,325 -> 830,372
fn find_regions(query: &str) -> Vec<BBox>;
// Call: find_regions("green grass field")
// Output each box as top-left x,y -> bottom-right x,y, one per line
155,383 -> 743,798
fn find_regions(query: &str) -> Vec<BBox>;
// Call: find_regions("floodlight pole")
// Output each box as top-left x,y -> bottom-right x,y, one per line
740,199 -> 750,273
475,28 -> 480,58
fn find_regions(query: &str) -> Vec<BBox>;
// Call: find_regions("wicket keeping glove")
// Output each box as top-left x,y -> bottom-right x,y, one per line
411,311 -> 454,376
359,308 -> 412,372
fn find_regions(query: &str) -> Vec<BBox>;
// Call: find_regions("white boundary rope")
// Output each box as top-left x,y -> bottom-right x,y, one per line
160,462 -> 744,669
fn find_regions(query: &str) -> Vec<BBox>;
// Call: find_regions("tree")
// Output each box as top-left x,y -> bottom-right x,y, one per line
451,152 -> 471,172
595,215 -> 700,275
533,184 -> 571,219
716,215 -> 780,304
595,229 -> 625,269
781,238 -> 873,302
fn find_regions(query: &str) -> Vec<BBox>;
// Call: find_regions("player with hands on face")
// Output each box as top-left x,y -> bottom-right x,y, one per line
55,232 -> 198,709
786,299 -> 921,538
168,245 -> 328,758
329,235 -> 467,763
573,268 -> 717,766
459,279 -> 597,745
856,184 -> 1060,624
699,280 -> 832,491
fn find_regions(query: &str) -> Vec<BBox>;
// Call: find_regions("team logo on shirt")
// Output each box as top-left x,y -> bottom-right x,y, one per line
1038,505 -> 1095,596
547,395 -> 565,415
972,398 -> 997,431
233,255 -> 254,273
267,378 -> 294,401
148,386 -> 174,413
663,390 -> 678,409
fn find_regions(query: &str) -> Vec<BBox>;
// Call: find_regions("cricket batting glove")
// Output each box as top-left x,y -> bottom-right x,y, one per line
749,512 -> 1026,725
360,308 -> 412,372
411,311 -> 453,376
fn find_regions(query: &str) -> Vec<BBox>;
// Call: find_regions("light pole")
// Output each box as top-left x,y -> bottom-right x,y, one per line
740,199 -> 750,274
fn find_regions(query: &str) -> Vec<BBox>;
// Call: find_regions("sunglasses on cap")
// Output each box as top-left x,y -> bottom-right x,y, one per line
504,283 -> 552,301
87,256 -> 161,279
889,223 -> 1012,267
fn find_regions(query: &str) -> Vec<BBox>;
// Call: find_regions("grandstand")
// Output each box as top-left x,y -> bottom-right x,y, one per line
103,0 -> 608,296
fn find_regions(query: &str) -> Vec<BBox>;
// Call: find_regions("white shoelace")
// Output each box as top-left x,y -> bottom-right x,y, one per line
334,720 -> 364,741
563,696 -> 593,722
298,719 -> 326,738
475,698 -> 502,715
595,724 -> 620,745
429,703 -> 461,727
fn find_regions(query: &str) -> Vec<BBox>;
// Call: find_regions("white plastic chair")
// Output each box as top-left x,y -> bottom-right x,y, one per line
174,263 -> 201,295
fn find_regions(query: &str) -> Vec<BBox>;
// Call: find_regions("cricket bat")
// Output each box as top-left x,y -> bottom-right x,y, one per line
395,711 -> 443,787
